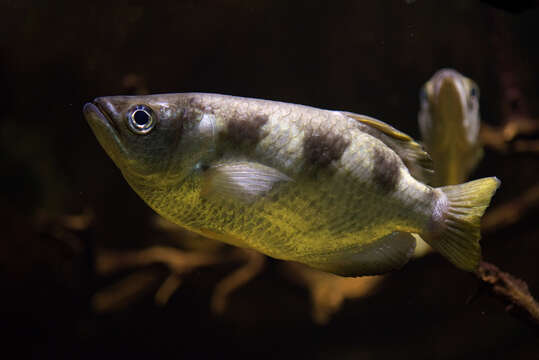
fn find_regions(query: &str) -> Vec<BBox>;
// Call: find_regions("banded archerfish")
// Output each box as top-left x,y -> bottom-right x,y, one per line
84,93 -> 499,276
419,69 -> 483,186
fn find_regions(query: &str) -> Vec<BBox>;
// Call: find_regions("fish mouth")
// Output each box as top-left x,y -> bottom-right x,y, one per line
433,72 -> 467,121
432,71 -> 466,106
84,99 -> 129,161
83,100 -> 119,135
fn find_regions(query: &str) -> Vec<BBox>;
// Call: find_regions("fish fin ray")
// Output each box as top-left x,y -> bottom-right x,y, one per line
422,177 -> 500,271
343,112 -> 412,140
342,112 -> 434,183
305,232 -> 416,277
201,161 -> 292,204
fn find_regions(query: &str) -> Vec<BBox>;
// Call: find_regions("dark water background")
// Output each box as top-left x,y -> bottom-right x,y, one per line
1,1 -> 538,359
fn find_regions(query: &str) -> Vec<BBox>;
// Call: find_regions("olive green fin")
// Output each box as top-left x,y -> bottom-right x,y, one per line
422,177 -> 500,271
342,112 -> 434,183
343,112 -> 412,140
305,232 -> 416,277
201,161 -> 292,204
411,233 -> 432,258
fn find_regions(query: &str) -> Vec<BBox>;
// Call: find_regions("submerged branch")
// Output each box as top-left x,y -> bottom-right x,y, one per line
480,116 -> 539,154
476,261 -> 539,327
93,244 -> 264,313
211,249 -> 266,314
475,183 -> 539,327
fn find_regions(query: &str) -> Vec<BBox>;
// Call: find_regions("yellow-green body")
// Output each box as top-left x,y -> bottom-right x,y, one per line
137,95 -> 432,261
84,93 -> 499,276
419,69 -> 483,186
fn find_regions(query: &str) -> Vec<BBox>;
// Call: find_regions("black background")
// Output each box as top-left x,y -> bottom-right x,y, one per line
1,1 -> 538,359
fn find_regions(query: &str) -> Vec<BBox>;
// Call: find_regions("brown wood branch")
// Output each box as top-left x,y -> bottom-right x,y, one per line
480,117 -> 539,153
476,261 -> 539,326
155,274 -> 183,306
92,268 -> 163,313
282,262 -> 384,324
95,246 -> 227,275
94,245 -> 260,313
210,249 -> 266,314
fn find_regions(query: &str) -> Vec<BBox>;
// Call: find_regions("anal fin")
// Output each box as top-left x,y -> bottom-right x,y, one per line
304,232 -> 416,277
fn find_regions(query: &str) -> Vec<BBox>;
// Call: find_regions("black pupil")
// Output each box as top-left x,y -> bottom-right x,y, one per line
470,88 -> 476,97
133,110 -> 150,126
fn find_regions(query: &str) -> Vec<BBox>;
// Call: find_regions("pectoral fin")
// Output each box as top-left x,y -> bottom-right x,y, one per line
342,112 -> 434,184
201,161 -> 292,204
304,232 -> 417,277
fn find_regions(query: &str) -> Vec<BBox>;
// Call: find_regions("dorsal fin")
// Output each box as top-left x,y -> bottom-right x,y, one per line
341,111 -> 434,184
343,112 -> 412,140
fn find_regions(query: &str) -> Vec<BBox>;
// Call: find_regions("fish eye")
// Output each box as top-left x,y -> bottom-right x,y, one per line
127,105 -> 156,134
468,87 -> 479,110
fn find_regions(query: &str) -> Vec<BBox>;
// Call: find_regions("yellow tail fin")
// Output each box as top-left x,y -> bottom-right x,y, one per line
422,177 -> 501,271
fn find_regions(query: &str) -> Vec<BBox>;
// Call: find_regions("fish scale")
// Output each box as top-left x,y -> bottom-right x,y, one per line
148,95 -> 430,257
85,92 -> 500,276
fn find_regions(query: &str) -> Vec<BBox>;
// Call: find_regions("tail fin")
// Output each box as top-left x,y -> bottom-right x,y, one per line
422,177 -> 501,271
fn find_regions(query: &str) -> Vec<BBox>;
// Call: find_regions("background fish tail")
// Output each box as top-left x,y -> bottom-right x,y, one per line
423,177 -> 501,271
